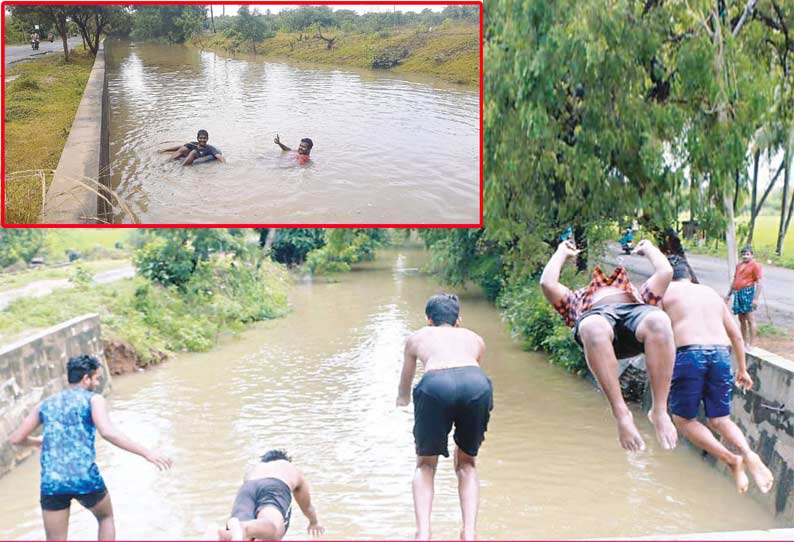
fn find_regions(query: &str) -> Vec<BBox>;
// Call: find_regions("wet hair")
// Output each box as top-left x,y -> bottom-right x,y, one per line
261,449 -> 292,463
741,246 -> 753,255
425,294 -> 460,326
67,354 -> 101,384
300,138 -> 313,150
668,255 -> 691,281
197,129 -> 209,138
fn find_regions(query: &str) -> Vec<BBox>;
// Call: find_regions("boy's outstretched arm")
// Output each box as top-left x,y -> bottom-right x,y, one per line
274,134 -> 291,151
539,240 -> 579,306
723,303 -> 752,390
634,239 -> 673,303
293,471 -> 324,536
396,337 -> 418,406
9,403 -> 43,447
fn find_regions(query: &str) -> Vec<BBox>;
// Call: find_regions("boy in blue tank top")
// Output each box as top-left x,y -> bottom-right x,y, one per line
10,354 -> 172,540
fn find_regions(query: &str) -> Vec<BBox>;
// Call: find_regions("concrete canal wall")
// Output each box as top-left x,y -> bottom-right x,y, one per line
0,314 -> 112,477
39,40 -> 111,224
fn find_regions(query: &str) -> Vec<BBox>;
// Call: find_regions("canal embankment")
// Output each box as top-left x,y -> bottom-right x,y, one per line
192,21 -> 479,85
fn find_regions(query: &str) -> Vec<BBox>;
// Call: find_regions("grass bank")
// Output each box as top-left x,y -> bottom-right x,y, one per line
4,49 -> 94,223
192,21 -> 478,85
0,258 -> 290,367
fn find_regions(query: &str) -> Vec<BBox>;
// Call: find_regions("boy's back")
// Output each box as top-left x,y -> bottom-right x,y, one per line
663,280 -> 731,347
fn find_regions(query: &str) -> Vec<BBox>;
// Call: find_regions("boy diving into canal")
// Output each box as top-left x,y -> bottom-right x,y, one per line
662,256 -> 774,494
540,239 -> 678,452
274,134 -> 313,164
9,354 -> 172,541
397,294 -> 493,541
161,129 -> 226,166
217,449 -> 324,541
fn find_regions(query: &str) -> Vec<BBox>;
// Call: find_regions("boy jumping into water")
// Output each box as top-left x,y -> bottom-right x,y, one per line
162,129 -> 226,166
726,246 -> 762,347
218,449 -> 324,541
662,256 -> 774,494
9,355 -> 172,541
397,294 -> 493,541
540,239 -> 678,452
274,134 -> 313,164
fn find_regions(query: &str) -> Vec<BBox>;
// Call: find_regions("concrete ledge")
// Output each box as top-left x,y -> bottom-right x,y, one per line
594,527 -> 794,540
39,40 -> 110,224
0,314 -> 112,478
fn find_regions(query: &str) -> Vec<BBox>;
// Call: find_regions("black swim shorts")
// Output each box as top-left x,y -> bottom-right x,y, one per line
413,366 -> 493,458
40,487 -> 108,511
573,303 -> 660,359
231,477 -> 292,532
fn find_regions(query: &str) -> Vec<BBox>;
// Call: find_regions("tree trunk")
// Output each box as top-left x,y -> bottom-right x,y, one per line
210,6 -> 216,33
747,149 -> 760,245
777,147 -> 790,256
783,188 -> 794,253
252,40 -> 256,55
58,21 -> 70,62
264,228 -> 277,251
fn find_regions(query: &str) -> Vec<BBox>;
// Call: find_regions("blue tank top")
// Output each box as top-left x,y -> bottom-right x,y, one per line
39,387 -> 106,495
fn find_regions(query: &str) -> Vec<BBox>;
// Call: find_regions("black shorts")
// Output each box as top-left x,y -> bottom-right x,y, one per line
40,488 -> 108,511
231,478 -> 292,532
573,303 -> 660,359
413,366 -> 493,458
184,143 -> 218,159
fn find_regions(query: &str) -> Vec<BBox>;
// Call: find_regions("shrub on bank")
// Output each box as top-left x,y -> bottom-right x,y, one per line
0,257 -> 289,366
497,273 -> 587,374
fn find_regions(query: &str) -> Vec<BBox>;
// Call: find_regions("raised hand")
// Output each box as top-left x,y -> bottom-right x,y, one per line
557,240 -> 580,260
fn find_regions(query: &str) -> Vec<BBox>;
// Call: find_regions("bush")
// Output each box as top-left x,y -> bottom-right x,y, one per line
498,274 -> 587,374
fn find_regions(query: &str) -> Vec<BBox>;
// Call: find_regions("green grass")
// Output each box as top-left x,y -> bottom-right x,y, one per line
193,21 -> 478,85
0,259 -> 290,365
0,259 -> 131,291
43,229 -> 132,260
4,49 -> 95,224
758,323 -> 789,338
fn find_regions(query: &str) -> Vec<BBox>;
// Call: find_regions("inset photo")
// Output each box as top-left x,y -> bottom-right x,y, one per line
2,2 -> 482,226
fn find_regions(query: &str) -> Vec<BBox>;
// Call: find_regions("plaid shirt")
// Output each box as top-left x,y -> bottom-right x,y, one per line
553,266 -> 664,328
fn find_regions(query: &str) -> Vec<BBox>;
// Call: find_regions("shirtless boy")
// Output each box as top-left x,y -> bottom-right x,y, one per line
540,239 -> 677,452
397,294 -> 492,541
219,450 -> 323,541
662,256 -> 774,494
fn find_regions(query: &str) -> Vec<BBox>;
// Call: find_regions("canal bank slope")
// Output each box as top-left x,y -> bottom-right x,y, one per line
191,21 -> 479,85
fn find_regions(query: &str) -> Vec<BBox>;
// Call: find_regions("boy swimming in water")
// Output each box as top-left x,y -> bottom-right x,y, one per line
218,450 -> 323,541
274,134 -> 313,164
162,129 -> 226,166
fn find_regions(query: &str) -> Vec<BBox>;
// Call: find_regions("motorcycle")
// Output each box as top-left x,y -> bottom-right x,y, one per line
31,39 -> 40,50
619,229 -> 634,254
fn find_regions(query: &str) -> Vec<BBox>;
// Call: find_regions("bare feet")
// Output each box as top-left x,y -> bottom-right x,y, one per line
217,527 -> 232,541
728,456 -> 749,493
745,451 -> 774,493
616,411 -> 646,451
460,527 -> 475,541
228,518 -> 244,541
648,410 -> 678,450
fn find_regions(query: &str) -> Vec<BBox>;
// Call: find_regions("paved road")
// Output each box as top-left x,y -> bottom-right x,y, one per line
601,243 -> 794,329
4,37 -> 84,68
0,265 -> 135,310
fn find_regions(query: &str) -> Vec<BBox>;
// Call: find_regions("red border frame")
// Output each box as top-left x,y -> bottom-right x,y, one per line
1,1 -> 483,228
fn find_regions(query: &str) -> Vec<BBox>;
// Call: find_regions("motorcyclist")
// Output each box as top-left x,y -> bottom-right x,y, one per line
30,31 -> 40,50
619,228 -> 634,254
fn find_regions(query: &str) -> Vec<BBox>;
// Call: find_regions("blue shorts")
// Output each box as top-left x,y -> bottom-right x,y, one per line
733,285 -> 755,315
669,345 -> 733,419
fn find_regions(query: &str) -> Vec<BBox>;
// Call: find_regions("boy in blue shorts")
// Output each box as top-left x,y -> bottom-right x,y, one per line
662,257 -> 773,494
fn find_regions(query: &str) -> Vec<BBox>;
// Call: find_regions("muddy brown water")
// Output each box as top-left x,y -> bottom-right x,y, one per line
0,248 -> 783,539
106,41 -> 480,224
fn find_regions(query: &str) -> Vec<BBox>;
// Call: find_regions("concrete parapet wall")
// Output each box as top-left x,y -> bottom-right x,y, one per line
0,314 -> 112,478
734,348 -> 794,520
40,40 -> 110,224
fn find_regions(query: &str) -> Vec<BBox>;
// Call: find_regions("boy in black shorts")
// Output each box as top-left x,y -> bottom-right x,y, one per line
161,129 -> 225,166
396,294 -> 493,541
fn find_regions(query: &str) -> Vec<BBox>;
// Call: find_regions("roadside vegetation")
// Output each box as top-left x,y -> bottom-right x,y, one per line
4,49 -> 94,223
0,230 -> 288,368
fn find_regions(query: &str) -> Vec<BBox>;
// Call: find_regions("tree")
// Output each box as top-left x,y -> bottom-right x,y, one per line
131,5 -> 206,43
9,6 -> 71,61
234,6 -> 268,54
70,6 -> 129,56
0,230 -> 46,267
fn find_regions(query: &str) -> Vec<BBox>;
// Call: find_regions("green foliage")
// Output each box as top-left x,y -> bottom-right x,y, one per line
305,229 -> 386,274
232,6 -> 273,51
131,5 -> 207,43
260,229 -> 326,266
0,230 -> 47,267
68,265 -> 94,288
497,274 -> 587,374
133,229 -> 248,288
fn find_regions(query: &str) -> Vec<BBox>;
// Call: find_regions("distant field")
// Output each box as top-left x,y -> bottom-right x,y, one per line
746,215 -> 794,255
45,230 -> 132,259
